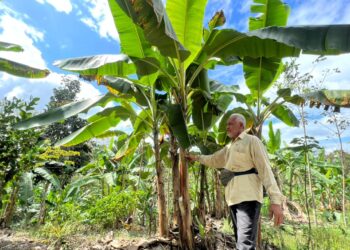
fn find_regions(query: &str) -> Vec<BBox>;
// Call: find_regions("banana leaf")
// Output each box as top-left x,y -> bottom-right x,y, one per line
53,54 -> 135,77
166,0 -> 207,68
248,25 -> 350,55
244,0 -> 289,98
0,41 -> 23,52
0,57 -> 50,78
14,94 -> 115,129
114,0 -> 190,61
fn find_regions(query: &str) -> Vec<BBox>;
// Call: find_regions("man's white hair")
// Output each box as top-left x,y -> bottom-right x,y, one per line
229,113 -> 246,127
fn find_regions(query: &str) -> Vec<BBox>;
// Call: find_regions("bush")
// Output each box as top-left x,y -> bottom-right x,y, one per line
87,189 -> 142,229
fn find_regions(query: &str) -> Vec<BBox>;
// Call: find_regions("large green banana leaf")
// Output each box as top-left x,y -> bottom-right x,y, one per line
56,114 -> 123,147
249,0 -> 290,30
164,104 -> 191,149
244,0 -> 289,98
269,102 -> 299,126
248,25 -> 350,55
108,0 -> 160,86
108,0 -> 153,59
114,0 -> 190,61
199,28 -> 300,66
14,94 -> 115,129
103,76 -> 149,106
166,0 -> 207,68
133,57 -> 160,86
0,41 -> 23,52
53,54 -> 135,77
303,90 -> 350,108
0,41 -> 49,78
0,57 -> 50,78
191,79 -> 236,131
88,106 -> 136,123
200,11 -> 242,67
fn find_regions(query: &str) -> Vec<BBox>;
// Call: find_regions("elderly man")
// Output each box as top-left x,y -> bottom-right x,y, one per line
187,113 -> 284,250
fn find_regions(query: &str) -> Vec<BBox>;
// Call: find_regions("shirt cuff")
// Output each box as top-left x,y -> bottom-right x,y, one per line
270,195 -> 286,205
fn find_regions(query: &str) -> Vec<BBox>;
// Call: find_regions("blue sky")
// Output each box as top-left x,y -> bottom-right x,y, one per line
0,0 -> 350,153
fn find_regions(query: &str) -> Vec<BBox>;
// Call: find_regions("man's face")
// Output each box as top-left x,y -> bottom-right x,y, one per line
226,117 -> 243,139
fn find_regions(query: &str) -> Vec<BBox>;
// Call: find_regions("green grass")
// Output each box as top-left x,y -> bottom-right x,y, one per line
262,223 -> 350,250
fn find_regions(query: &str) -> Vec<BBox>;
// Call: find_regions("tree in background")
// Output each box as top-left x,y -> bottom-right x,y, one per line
43,76 -> 92,172
0,97 -> 41,227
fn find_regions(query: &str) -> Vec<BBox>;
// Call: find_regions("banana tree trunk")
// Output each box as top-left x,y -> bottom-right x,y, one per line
170,133 -> 180,227
38,182 -> 50,225
198,165 -> 206,225
0,184 -> 19,228
215,171 -> 224,219
153,127 -> 169,237
179,149 -> 194,249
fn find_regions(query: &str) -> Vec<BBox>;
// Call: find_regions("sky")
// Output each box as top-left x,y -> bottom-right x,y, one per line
0,0 -> 349,153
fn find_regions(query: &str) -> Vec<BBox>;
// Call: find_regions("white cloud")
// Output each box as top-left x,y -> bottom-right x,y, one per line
76,81 -> 102,101
288,0 -> 349,25
35,0 -> 73,14
0,14 -> 46,69
5,86 -> 25,99
79,0 -> 119,42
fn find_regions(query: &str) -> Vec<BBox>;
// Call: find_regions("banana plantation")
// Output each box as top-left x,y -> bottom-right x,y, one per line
1,0 -> 350,249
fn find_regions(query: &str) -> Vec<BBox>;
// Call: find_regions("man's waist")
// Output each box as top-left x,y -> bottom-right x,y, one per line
220,168 -> 258,186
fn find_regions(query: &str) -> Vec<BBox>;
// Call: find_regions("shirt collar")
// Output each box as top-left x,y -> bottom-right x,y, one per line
238,131 -> 247,140
231,131 -> 247,144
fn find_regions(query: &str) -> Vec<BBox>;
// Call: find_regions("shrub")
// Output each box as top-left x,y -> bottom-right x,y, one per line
87,189 -> 141,229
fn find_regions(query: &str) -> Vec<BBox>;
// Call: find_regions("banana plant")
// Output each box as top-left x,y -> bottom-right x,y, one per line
13,0 -> 350,247
0,41 -> 50,78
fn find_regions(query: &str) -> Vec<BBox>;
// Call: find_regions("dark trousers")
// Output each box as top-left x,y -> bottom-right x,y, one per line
229,201 -> 262,250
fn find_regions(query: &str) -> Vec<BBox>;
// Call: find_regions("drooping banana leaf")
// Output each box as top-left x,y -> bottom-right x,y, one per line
53,54 -> 136,78
166,0 -> 207,68
164,104 -> 191,149
114,0 -> 190,61
191,90 -> 218,130
57,106 -> 134,147
191,79 -> 236,131
34,167 -> 61,190
244,0 -> 290,98
103,76 -> 149,106
248,25 -> 350,55
88,105 -> 136,123
0,41 -> 23,52
198,28 -> 300,66
302,90 -> 350,108
267,102 -> 299,126
56,115 -> 122,147
0,57 -> 50,78
14,93 -> 115,129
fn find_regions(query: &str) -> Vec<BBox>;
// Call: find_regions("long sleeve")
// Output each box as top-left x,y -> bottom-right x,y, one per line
197,146 -> 228,169
250,137 -> 284,205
